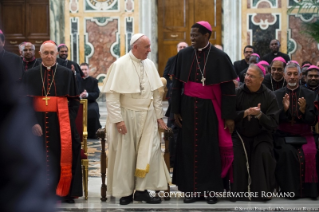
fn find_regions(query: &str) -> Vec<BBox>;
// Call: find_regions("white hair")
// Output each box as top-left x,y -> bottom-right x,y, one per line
40,43 -> 58,53
22,43 -> 35,50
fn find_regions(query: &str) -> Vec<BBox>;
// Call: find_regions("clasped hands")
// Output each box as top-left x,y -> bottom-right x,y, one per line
244,103 -> 262,121
80,90 -> 88,99
116,119 -> 168,135
282,93 -> 306,114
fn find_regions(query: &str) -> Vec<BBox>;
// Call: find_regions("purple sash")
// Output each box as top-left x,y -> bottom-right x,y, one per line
184,81 -> 233,180
279,123 -> 318,183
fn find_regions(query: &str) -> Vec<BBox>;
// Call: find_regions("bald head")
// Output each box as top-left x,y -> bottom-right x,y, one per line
131,35 -> 151,60
177,42 -> 188,52
39,42 -> 58,67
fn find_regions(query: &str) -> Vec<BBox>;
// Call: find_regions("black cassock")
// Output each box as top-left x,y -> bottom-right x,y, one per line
22,57 -> 41,71
171,44 -> 236,193
22,64 -> 83,197
1,49 -> 24,82
233,59 -> 249,76
57,58 -> 84,92
261,52 -> 290,65
262,74 -> 287,91
81,76 -> 101,138
274,86 -> 318,198
232,84 -> 279,199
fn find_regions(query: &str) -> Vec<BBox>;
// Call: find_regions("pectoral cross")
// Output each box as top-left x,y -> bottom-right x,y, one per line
201,76 -> 206,86
43,95 -> 50,106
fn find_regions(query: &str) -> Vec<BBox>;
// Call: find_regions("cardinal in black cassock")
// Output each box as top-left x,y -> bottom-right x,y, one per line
274,61 -> 318,199
22,41 -> 83,202
231,64 -> 278,200
171,21 -> 237,204
79,63 -> 101,138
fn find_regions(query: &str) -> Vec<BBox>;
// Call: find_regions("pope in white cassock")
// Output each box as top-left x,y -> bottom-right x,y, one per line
102,34 -> 171,205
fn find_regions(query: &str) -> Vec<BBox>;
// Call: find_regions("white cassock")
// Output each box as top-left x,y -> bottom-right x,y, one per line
102,51 -> 171,197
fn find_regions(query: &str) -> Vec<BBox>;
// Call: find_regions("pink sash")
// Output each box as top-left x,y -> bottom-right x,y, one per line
279,123 -> 318,183
184,81 -> 233,179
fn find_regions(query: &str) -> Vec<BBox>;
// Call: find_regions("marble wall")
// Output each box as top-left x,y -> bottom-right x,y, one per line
240,0 -> 319,64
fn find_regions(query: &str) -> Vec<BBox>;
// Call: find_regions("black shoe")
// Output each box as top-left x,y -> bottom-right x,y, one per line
183,196 -> 197,203
119,194 -> 133,205
134,190 -> 161,204
63,197 -> 75,204
206,197 -> 218,204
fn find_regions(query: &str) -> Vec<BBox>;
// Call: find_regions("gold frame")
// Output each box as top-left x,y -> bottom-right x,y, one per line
80,99 -> 89,200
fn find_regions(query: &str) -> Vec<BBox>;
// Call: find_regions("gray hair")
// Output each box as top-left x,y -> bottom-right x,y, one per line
284,62 -> 301,74
249,64 -> 264,77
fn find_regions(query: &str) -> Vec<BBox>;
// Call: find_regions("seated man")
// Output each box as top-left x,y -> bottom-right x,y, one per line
239,53 -> 260,82
263,57 -> 287,91
274,61 -> 318,199
232,63 -> 278,200
79,63 -> 101,139
304,65 -> 319,93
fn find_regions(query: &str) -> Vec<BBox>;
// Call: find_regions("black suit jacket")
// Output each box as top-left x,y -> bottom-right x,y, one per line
233,59 -> 248,76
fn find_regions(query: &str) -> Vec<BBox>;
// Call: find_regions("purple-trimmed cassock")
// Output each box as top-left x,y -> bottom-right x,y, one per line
274,86 -> 318,198
171,44 -> 237,194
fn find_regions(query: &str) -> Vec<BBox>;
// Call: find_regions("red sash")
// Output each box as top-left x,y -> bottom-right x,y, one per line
34,96 -> 72,196
184,81 -> 233,179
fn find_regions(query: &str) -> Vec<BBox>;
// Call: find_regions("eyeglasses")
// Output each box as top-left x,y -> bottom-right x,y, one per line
245,73 -> 257,79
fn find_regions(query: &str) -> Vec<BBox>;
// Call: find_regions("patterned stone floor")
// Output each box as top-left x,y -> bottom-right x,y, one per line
56,101 -> 319,211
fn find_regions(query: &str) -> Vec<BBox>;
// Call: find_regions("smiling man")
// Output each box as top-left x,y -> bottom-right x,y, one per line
274,61 -> 318,199
171,21 -> 237,204
263,57 -> 287,91
232,63 -> 278,201
102,33 -> 170,205
304,65 -> 319,93
22,40 -> 83,203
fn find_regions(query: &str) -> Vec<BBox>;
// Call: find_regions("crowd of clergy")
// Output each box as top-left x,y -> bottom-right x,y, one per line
1,18 -> 319,208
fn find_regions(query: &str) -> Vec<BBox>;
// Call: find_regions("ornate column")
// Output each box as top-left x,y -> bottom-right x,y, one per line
139,0 -> 158,67
223,0 -> 242,62
49,0 -> 66,44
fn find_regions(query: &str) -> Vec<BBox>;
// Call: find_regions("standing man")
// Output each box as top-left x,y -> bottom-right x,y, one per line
261,39 -> 290,64
171,21 -> 237,204
233,45 -> 254,76
274,61 -> 318,199
263,57 -> 287,91
22,41 -> 83,203
21,42 -> 41,71
57,44 -> 83,91
0,30 -> 24,82
79,63 -> 101,139
232,63 -> 278,200
102,34 -> 170,205
163,41 -> 188,168
304,65 -> 319,93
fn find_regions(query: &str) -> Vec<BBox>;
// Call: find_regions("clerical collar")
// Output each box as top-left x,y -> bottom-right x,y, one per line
42,62 -> 56,70
197,42 -> 210,52
129,51 -> 142,63
272,76 -> 284,82
83,76 -> 89,79
273,52 -> 278,56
